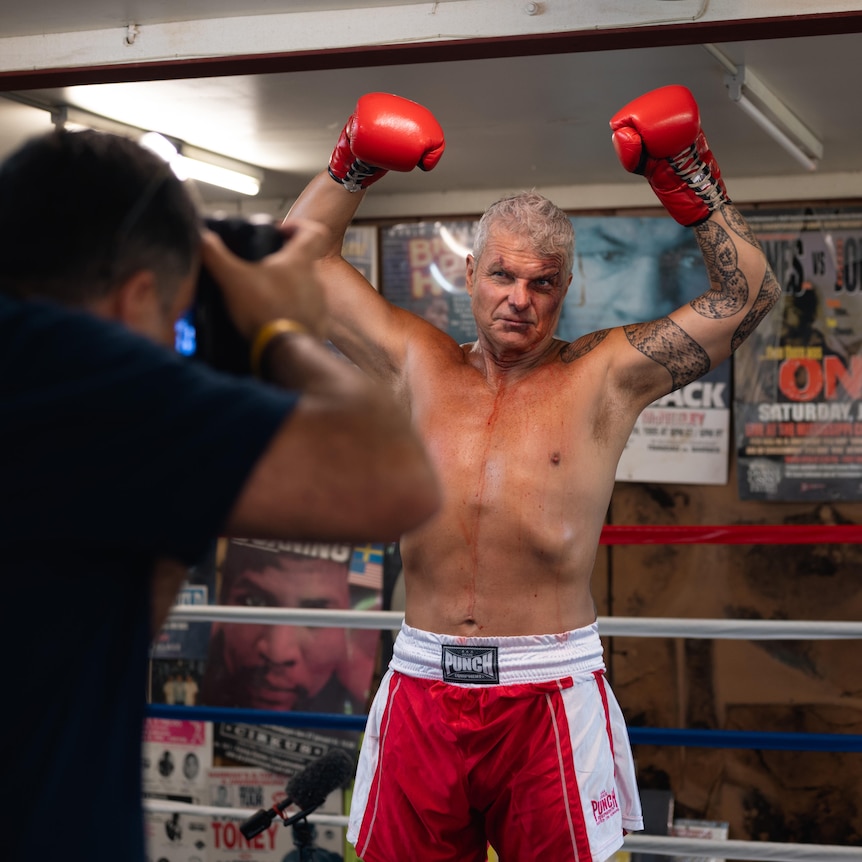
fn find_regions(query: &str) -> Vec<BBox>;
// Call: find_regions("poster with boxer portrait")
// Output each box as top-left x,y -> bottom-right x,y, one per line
735,210 -> 862,500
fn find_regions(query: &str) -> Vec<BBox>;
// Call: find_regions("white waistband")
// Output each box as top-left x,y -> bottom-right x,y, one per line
391,621 -> 605,684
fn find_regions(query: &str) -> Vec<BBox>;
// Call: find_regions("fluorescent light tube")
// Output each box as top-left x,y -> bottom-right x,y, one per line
734,93 -> 819,173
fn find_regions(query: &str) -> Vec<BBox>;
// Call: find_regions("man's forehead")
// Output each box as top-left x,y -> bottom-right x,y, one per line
239,556 -> 349,587
576,219 -> 689,253
482,247 -> 564,275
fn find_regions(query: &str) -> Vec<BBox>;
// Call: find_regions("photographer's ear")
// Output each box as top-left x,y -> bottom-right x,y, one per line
98,269 -> 173,345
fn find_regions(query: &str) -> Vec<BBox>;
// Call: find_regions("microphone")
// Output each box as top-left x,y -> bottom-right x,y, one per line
240,748 -> 355,839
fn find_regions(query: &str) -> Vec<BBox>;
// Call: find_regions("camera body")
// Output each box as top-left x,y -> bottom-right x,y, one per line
187,215 -> 284,374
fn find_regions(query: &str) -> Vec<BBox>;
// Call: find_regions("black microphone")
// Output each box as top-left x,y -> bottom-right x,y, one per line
240,748 -> 355,839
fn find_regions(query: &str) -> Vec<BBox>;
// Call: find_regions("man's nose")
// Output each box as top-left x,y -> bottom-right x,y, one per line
508,280 -> 530,309
258,625 -> 307,664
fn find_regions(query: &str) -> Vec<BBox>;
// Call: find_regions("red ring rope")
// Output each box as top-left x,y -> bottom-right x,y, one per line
599,524 -> 862,544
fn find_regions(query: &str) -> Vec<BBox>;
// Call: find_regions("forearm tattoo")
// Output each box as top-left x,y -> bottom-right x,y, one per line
722,204 -> 763,250
624,318 -> 710,391
560,328 -> 610,363
731,267 -> 782,352
690,219 -> 749,319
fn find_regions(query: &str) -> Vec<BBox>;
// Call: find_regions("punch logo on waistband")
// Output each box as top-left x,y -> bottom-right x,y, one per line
441,646 -> 499,684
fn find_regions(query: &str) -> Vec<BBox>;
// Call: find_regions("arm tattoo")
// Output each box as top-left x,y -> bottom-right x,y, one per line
731,267 -> 782,352
721,203 -> 763,250
624,318 -> 711,391
690,219 -> 749,319
560,328 -> 610,363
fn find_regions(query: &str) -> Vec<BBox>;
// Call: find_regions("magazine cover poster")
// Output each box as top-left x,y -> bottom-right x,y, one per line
735,220 -> 862,500
200,538 -> 381,772
380,220 -> 478,345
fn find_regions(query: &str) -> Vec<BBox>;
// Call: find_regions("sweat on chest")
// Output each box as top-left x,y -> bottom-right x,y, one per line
413,374 -> 580,473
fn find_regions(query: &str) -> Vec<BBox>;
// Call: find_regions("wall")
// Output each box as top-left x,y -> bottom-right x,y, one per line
604,453 -> 862,848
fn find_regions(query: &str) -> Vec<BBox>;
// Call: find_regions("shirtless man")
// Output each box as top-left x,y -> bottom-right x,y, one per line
288,86 -> 779,862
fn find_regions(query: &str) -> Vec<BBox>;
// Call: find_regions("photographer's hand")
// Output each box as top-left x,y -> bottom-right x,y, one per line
199,216 -> 330,342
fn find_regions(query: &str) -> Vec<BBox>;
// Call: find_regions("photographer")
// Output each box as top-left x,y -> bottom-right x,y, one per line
0,129 -> 440,862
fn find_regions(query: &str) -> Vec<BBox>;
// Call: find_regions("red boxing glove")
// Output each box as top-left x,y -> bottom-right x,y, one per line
328,92 -> 445,192
609,84 -> 729,227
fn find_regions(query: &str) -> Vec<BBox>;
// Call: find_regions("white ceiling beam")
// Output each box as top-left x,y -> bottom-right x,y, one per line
1,1 -> 861,76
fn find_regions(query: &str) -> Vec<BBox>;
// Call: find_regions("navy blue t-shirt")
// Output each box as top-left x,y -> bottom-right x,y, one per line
0,296 -> 298,861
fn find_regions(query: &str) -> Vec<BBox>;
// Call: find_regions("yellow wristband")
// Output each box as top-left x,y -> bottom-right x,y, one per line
249,318 -> 311,377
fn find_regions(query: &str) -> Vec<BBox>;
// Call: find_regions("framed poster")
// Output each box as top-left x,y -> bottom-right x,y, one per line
735,211 -> 862,500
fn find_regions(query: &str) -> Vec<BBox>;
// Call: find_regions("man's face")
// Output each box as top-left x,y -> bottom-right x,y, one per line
557,219 -> 703,342
466,227 -> 570,354
217,555 -> 350,711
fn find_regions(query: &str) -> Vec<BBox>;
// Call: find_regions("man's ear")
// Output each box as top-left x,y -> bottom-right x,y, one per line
465,255 -> 475,296
106,269 -> 163,336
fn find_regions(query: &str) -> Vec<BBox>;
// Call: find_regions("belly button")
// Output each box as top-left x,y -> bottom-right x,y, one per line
550,452 -> 561,465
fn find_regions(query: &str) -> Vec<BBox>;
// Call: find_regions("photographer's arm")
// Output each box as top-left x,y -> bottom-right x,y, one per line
226,331 -> 440,541
199,219 -> 441,545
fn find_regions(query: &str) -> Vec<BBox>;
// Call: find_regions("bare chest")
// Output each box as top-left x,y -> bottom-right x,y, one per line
410,361 -> 613,498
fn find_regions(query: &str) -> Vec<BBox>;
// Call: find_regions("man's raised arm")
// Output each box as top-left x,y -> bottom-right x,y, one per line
287,93 -> 446,379
607,85 -> 780,398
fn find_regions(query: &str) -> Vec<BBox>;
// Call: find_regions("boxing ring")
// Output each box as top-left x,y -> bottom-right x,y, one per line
149,523 -> 862,861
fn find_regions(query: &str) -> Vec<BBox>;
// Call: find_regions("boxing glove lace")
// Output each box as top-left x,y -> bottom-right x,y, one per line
609,84 -> 730,227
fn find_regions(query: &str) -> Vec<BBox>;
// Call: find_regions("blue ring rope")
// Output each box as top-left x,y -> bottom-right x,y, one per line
145,704 -> 862,752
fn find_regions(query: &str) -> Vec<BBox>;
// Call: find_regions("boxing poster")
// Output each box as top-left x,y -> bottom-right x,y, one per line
143,766 -> 346,862
565,216 -> 730,485
198,538 -> 382,778
142,718 -> 212,804
735,212 -> 862,501
380,220 -> 478,346
382,215 -> 729,485
206,767 -> 345,861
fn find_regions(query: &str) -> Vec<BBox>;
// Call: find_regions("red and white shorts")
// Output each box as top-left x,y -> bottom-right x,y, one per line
348,622 -> 643,862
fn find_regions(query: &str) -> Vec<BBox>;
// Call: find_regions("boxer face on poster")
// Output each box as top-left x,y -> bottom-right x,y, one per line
209,551 -> 352,711
556,218 -> 705,342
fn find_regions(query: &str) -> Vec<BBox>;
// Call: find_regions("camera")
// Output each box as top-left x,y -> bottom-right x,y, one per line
177,215 -> 284,375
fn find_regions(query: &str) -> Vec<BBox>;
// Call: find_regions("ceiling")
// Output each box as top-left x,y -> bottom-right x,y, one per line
2,3 -> 862,219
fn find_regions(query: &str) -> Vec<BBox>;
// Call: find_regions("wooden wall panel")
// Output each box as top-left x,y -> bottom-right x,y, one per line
604,457 -> 862,847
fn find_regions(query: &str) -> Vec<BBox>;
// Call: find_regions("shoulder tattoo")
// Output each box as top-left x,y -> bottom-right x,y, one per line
731,267 -> 782,352
560,328 -> 610,363
624,318 -> 710,391
690,219 -> 749,319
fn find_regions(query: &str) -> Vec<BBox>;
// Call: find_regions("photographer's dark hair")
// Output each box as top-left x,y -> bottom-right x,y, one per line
0,129 -> 200,308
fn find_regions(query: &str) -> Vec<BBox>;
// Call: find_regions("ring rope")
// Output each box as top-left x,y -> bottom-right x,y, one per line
145,705 -> 862,752
154,521 -> 862,858
168,605 -> 862,639
599,523 -> 862,544
621,833 -> 861,861
141,799 -> 858,861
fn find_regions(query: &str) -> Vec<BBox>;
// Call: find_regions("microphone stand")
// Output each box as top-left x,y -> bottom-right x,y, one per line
291,817 -> 316,862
